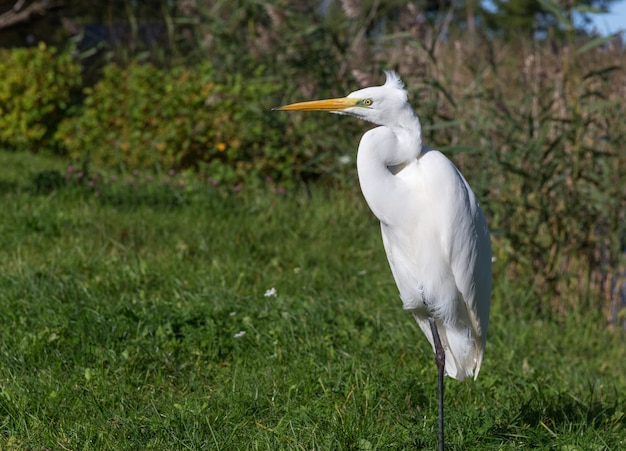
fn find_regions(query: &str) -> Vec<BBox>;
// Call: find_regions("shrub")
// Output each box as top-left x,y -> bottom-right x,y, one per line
56,63 -> 318,185
483,45 -> 626,318
57,62 -> 214,171
0,42 -> 82,152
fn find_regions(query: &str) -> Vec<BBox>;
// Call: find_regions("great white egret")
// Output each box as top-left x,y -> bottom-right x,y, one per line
274,71 -> 491,450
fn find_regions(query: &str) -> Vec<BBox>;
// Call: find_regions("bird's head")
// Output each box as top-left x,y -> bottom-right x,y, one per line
274,71 -> 413,128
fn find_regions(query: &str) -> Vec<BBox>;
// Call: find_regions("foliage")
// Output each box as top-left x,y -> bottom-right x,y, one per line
462,3 -> 625,318
481,41 -> 625,316
0,150 -> 625,449
55,59 -> 365,186
0,42 -> 82,152
56,63 -> 302,184
481,0 -> 615,37
2,1 -> 615,61
56,62 -> 211,170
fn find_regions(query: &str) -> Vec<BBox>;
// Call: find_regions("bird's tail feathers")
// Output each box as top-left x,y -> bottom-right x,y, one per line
414,316 -> 482,381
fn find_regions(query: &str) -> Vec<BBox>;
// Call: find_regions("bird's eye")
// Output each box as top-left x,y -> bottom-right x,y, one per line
361,98 -> 373,106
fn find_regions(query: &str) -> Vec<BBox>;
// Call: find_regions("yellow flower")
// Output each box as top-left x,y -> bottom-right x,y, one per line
216,142 -> 227,152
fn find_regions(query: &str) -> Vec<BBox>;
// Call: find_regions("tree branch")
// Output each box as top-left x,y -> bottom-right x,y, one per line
0,0 -> 61,30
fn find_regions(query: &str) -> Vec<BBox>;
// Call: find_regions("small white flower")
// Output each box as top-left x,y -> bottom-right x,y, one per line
338,155 -> 351,165
264,287 -> 277,298
233,330 -> 246,338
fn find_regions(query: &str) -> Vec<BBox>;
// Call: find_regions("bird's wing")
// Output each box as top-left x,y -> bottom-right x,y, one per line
442,159 -> 492,379
408,149 -> 491,380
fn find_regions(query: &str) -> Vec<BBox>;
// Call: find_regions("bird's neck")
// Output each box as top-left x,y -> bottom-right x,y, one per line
385,111 -> 423,166
356,115 -> 422,225
392,127 -> 422,165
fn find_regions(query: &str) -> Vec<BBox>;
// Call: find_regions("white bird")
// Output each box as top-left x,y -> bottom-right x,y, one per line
274,71 -> 491,450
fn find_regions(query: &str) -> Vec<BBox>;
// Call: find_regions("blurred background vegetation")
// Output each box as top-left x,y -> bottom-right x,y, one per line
0,0 -> 624,327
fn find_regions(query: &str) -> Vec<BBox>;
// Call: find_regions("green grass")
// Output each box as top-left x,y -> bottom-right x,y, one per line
0,150 -> 625,450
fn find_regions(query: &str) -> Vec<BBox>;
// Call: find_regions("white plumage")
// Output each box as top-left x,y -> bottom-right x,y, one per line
275,70 -> 492,448
351,73 -> 491,380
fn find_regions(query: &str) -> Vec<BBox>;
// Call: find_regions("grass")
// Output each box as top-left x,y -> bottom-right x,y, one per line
0,150 -> 625,450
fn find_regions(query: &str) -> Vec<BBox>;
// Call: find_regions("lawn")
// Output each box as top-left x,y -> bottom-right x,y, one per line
0,150 -> 624,450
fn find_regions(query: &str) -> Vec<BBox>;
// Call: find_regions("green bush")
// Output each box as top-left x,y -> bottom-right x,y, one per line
56,63 -> 312,185
57,62 -> 213,171
0,42 -> 82,152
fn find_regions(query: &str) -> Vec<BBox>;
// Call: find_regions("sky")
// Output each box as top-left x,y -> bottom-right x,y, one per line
577,0 -> 626,36
480,0 -> 625,37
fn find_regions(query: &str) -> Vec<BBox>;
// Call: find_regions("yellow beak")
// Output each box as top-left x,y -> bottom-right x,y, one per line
273,97 -> 359,112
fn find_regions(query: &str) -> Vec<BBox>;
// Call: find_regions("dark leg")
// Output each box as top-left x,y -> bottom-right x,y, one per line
429,317 -> 445,451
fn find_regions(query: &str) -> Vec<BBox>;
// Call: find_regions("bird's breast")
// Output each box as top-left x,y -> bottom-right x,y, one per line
380,219 -> 455,313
